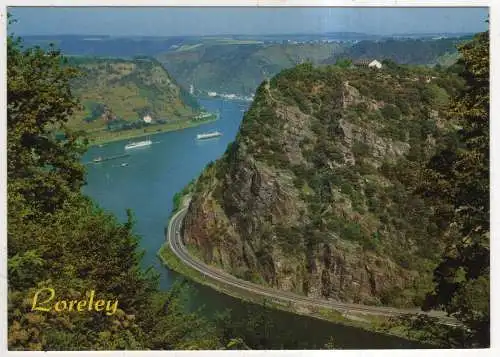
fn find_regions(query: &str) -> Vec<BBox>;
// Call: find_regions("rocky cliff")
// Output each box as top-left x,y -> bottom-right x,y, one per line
182,63 -> 461,307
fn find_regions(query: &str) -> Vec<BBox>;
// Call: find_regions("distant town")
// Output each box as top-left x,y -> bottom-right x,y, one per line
189,84 -> 255,102
168,35 -> 457,50
206,92 -> 255,102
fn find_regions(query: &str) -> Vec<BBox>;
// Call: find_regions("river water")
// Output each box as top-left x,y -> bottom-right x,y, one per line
81,98 -> 426,349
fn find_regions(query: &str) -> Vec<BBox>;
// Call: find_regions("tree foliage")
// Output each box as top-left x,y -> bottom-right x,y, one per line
7,32 -> 86,218
419,30 -> 489,348
7,26 -> 224,350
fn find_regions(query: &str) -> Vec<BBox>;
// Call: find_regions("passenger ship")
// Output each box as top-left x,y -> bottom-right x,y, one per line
196,131 -> 222,140
124,138 -> 152,150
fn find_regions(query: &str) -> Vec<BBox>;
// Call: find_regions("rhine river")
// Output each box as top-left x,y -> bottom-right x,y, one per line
82,98 -> 426,349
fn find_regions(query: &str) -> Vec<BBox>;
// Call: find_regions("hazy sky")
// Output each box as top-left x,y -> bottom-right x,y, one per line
8,7 -> 489,36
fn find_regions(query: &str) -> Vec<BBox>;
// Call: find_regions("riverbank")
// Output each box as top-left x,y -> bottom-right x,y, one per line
158,192 -> 435,347
195,93 -> 254,102
87,117 -> 218,146
81,96 -> 436,349
158,241 -> 433,347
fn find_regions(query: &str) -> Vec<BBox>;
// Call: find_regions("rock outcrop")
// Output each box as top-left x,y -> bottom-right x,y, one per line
182,64 -> 456,307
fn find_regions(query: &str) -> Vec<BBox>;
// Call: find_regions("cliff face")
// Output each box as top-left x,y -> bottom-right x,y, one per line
183,63 -> 459,307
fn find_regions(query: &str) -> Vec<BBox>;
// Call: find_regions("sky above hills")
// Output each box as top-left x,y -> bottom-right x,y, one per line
8,7 -> 489,36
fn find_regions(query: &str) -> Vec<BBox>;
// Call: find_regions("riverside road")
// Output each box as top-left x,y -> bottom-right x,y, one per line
167,206 -> 460,326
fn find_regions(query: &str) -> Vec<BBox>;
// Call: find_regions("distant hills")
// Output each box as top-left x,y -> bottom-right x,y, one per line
324,36 -> 470,66
20,35 -> 190,57
22,33 -> 469,101
159,36 -> 467,96
19,32 -> 472,57
19,32 -> 376,55
158,42 -> 344,96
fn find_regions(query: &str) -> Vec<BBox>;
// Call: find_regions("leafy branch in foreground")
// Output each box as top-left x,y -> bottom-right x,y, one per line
7,24 -> 226,351
418,30 -> 489,348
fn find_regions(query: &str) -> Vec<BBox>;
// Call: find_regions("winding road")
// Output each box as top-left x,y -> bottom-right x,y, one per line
167,206 -> 459,326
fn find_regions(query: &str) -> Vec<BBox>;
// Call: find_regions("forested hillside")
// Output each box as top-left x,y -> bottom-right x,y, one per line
65,56 -> 201,143
158,43 -> 342,95
158,37 -> 469,98
325,36 -> 469,66
184,61 -> 461,306
182,32 -> 489,348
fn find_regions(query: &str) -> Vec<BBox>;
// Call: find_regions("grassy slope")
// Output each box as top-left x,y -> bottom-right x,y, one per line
67,56 -> 209,143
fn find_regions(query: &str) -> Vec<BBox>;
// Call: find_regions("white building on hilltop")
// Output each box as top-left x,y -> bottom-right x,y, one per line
353,59 -> 383,69
368,59 -> 383,69
143,114 -> 153,123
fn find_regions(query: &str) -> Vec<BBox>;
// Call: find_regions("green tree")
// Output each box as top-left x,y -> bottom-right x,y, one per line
335,58 -> 352,68
7,22 -> 228,351
7,26 -> 86,219
419,30 -> 489,348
